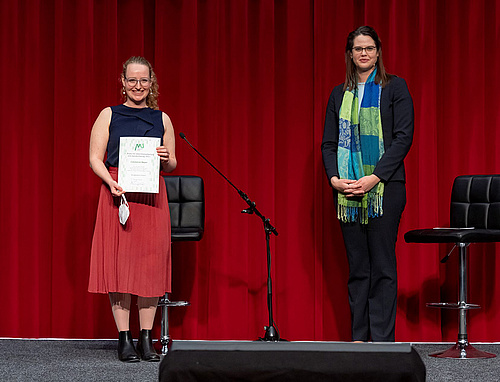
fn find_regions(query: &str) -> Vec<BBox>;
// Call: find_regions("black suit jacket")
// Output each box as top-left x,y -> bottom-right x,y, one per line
321,76 -> 414,183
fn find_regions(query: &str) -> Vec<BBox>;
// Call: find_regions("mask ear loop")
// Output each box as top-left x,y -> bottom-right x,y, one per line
121,194 -> 129,208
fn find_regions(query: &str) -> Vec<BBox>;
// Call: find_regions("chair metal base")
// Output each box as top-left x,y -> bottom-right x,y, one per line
429,341 -> 496,359
424,244 -> 496,359
157,335 -> 171,355
158,294 -> 190,355
162,300 -> 190,307
426,302 -> 480,309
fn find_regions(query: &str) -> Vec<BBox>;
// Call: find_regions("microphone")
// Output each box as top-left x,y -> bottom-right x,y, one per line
179,132 -> 186,139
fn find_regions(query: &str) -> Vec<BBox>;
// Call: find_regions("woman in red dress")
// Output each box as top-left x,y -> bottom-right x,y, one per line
88,56 -> 176,362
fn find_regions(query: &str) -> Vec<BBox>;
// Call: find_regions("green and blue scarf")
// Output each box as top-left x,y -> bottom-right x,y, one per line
337,69 -> 384,224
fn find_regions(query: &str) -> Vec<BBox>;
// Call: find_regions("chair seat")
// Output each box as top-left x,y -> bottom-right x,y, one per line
404,228 -> 500,244
171,227 -> 204,241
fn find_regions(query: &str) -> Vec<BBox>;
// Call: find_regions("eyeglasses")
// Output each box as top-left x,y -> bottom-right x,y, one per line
352,46 -> 377,54
125,77 -> 151,87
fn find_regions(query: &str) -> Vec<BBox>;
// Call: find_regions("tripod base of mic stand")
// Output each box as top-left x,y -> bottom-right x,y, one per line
258,326 -> 285,342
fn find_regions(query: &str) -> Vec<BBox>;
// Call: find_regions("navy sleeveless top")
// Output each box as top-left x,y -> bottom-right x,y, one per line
105,104 -> 164,168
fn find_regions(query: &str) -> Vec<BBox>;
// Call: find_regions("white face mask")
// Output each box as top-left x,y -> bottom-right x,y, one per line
119,194 -> 129,225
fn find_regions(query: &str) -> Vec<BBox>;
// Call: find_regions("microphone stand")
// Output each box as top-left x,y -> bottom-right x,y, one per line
179,132 -> 281,341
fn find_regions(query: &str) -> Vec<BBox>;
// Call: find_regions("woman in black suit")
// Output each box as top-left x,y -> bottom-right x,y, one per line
321,26 -> 413,342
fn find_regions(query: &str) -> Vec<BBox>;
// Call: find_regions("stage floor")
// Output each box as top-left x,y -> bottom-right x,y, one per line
1,339 -> 500,381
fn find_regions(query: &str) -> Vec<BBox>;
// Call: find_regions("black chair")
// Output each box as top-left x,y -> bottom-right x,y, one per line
158,175 -> 205,355
405,174 -> 500,359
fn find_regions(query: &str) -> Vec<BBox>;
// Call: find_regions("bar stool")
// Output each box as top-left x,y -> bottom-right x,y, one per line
405,174 -> 500,358
158,175 -> 205,355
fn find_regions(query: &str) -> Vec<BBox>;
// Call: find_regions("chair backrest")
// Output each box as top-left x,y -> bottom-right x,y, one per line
163,175 -> 205,241
450,175 -> 500,229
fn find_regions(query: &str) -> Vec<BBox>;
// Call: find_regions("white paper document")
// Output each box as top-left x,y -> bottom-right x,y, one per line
118,137 -> 161,193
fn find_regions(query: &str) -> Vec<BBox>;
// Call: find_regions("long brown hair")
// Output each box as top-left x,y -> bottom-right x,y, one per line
121,56 -> 159,110
343,26 -> 391,91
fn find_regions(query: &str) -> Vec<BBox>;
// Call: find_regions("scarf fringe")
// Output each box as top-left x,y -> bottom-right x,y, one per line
367,193 -> 383,218
338,192 -> 383,225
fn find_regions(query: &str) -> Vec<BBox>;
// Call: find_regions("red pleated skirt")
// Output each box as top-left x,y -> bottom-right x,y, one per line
88,167 -> 171,297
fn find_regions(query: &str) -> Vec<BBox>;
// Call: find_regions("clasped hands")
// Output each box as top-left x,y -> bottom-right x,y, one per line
331,174 -> 381,197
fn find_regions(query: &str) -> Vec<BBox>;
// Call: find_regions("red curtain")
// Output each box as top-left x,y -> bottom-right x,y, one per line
2,0 -> 500,342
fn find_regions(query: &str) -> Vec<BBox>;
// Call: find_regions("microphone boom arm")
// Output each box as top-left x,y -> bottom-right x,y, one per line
179,132 -> 281,341
179,133 -> 277,236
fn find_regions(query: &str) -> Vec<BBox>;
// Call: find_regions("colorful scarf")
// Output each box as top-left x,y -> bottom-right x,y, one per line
337,69 -> 384,224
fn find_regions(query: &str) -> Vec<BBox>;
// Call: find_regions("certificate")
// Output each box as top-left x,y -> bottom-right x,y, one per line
118,137 -> 161,193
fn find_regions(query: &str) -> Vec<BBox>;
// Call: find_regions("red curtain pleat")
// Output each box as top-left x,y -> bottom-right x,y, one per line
1,0 -> 500,342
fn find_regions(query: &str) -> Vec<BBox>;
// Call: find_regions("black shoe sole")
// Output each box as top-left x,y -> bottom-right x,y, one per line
120,357 -> 140,363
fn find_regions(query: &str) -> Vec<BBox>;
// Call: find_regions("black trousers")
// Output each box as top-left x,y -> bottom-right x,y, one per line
338,182 -> 406,342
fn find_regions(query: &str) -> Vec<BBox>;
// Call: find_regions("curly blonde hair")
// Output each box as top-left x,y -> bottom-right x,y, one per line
121,56 -> 159,110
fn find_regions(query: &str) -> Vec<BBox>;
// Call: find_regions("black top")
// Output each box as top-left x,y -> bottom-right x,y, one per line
105,104 -> 164,168
321,76 -> 414,183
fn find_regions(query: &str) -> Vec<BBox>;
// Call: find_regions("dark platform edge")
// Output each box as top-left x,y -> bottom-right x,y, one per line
169,340 -> 412,353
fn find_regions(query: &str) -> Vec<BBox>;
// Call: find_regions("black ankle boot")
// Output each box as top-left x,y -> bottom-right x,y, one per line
118,330 -> 140,363
137,329 -> 160,362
